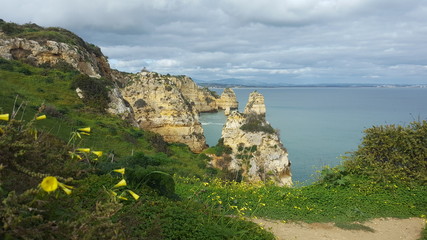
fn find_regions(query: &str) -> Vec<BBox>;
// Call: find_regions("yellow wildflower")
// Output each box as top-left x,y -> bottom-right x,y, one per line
77,127 -> 91,133
35,115 -> 47,120
77,148 -> 91,153
92,151 -> 103,157
40,176 -> 58,192
80,132 -> 90,136
128,190 -> 140,200
0,114 -> 9,121
113,168 -> 125,175
113,179 -> 127,188
40,176 -> 73,195
118,196 -> 128,200
58,183 -> 73,195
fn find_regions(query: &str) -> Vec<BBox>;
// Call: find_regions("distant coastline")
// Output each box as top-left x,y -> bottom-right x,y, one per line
199,82 -> 427,89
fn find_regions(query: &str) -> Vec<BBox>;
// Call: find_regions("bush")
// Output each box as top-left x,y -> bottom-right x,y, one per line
70,74 -> 112,112
0,119 -> 81,194
344,121 -> 427,185
214,138 -> 233,156
240,114 -> 275,134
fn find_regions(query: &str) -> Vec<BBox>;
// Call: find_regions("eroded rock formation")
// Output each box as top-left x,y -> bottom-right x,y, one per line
217,88 -> 239,115
215,91 -> 292,186
0,37 -> 110,78
121,71 -> 207,152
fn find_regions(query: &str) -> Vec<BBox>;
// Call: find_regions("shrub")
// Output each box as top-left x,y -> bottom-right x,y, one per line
0,119 -> 81,193
344,121 -> 427,185
214,138 -> 233,156
240,113 -> 275,134
70,74 -> 111,111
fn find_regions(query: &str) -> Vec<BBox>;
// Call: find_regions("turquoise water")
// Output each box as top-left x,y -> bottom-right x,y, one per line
200,87 -> 427,184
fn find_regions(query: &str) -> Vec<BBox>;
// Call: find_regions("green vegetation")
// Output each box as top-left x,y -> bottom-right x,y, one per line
0,58 -> 274,239
202,87 -> 220,98
70,74 -> 112,111
240,113 -> 275,134
344,122 -> 427,185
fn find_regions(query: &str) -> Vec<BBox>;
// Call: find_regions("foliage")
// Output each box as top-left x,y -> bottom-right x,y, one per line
207,138 -> 232,156
176,176 -> 427,224
0,117 -> 273,240
70,74 -> 112,111
317,165 -> 353,187
344,121 -> 427,185
202,87 -> 219,98
0,117 -> 83,194
240,113 -> 275,134
114,192 -> 275,240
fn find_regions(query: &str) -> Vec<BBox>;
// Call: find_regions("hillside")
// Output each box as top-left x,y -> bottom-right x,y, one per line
0,21 -> 426,240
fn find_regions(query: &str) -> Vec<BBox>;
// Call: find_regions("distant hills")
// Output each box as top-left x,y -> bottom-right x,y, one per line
195,78 -> 427,88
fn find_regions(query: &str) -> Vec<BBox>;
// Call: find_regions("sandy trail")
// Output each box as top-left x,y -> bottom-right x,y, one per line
252,217 -> 425,240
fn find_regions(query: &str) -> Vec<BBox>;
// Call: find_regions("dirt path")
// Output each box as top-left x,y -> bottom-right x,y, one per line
251,217 -> 425,240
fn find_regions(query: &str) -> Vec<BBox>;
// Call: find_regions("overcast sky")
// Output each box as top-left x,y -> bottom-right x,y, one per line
1,0 -> 427,84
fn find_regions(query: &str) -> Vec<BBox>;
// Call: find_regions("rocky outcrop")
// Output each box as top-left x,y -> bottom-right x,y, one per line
216,91 -> 292,186
121,71 -> 207,152
0,37 -> 110,78
167,75 -> 217,112
0,35 -> 136,125
106,86 -> 138,126
244,91 -> 266,115
216,88 -> 239,115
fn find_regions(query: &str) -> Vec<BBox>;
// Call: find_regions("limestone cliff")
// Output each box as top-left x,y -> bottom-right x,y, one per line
121,71 -> 207,152
167,75 -> 217,112
0,37 -> 110,78
216,91 -> 292,186
216,88 -> 239,115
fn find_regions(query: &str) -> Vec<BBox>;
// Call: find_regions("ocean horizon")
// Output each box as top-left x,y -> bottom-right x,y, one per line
200,87 -> 427,184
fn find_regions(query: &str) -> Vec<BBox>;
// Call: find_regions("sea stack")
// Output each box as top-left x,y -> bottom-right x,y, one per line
217,91 -> 292,186
216,88 -> 239,115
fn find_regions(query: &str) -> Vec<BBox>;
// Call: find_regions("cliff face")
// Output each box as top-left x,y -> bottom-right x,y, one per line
167,75 -> 217,112
0,37 -> 110,78
121,71 -> 207,152
217,91 -> 292,186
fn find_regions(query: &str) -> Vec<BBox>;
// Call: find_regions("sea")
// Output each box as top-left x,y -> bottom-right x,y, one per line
199,87 -> 427,184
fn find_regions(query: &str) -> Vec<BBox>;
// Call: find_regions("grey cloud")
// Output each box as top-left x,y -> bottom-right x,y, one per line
1,0 -> 426,84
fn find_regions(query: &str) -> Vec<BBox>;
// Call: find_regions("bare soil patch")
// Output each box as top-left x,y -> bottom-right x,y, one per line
252,217 -> 425,240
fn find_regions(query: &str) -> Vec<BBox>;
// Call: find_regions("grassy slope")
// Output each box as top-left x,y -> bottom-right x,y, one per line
0,59 -> 276,239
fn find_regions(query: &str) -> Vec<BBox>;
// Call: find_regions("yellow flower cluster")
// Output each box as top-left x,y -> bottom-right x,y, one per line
110,168 -> 140,201
68,127 -> 103,161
